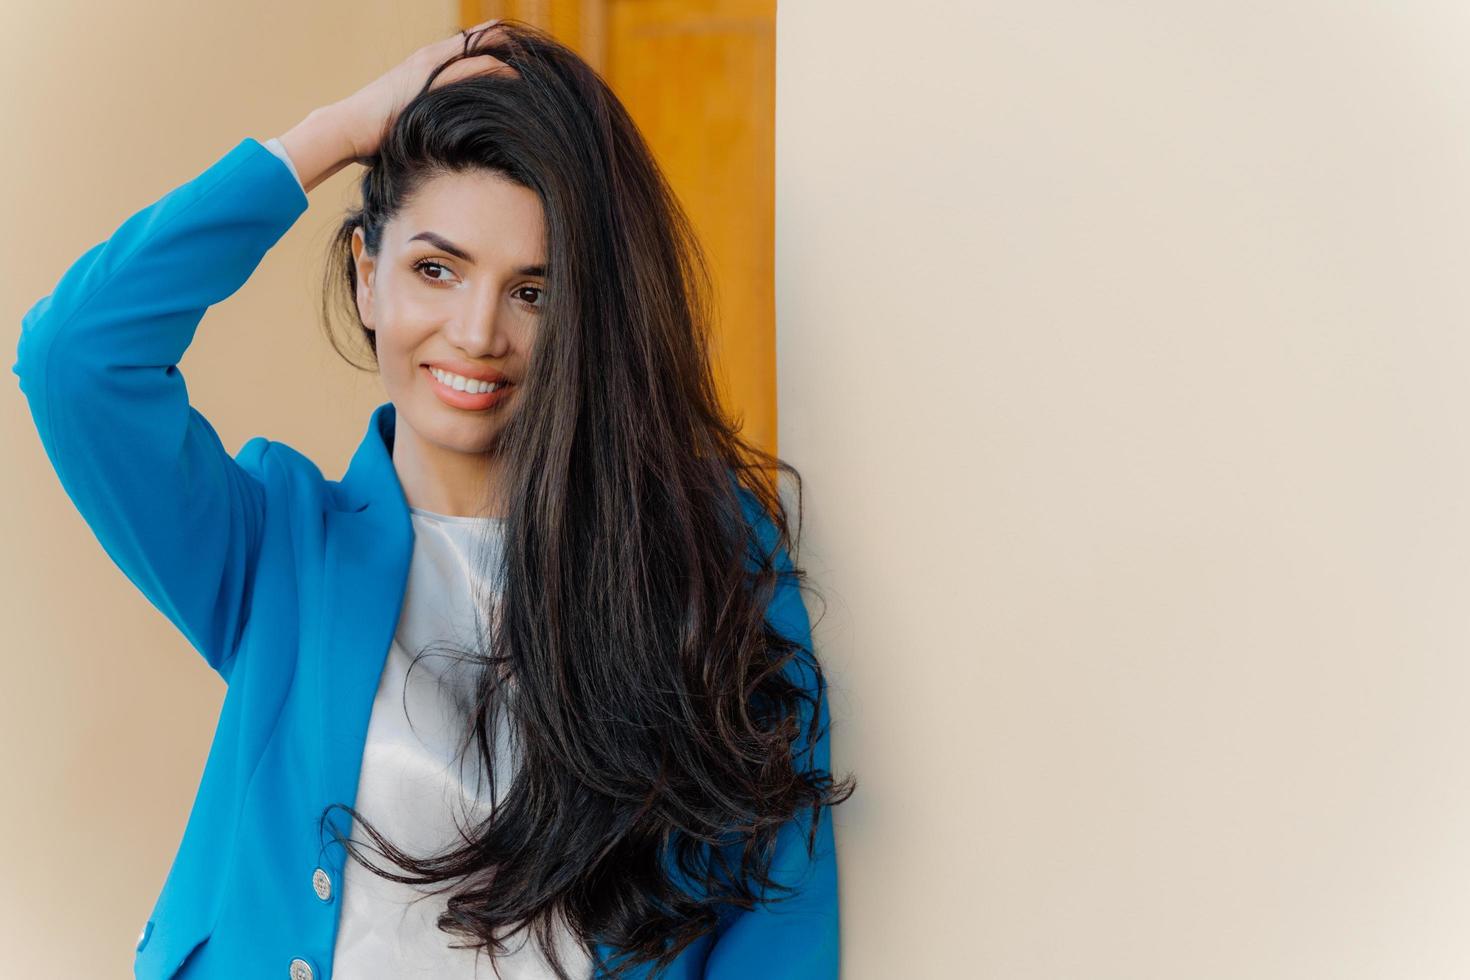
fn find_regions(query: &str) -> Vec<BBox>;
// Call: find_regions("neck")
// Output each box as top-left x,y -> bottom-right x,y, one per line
391,420 -> 506,520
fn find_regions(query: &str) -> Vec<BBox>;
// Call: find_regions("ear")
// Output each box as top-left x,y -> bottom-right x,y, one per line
350,226 -> 377,333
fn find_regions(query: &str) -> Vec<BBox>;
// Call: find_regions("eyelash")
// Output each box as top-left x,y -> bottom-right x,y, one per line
412,259 -> 544,311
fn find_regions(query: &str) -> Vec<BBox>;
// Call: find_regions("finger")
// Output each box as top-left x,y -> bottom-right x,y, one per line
436,19 -> 499,51
460,19 -> 502,45
457,57 -> 520,83
430,53 -> 519,88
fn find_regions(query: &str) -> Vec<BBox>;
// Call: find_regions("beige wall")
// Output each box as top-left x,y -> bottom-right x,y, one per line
777,2 -> 1470,978
1,2 -> 458,974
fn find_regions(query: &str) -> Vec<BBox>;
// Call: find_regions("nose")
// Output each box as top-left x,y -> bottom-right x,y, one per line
443,287 -> 511,358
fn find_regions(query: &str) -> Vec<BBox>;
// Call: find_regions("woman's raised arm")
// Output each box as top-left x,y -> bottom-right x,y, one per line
11,138 -> 311,682
11,23 -> 518,683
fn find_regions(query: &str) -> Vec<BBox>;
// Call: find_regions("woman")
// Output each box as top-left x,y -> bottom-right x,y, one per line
12,18 -> 853,980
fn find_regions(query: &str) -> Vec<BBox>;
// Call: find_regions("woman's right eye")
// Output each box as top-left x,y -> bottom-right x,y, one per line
413,258 -> 453,283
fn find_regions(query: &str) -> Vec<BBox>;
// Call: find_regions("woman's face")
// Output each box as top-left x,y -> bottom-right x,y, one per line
351,169 -> 547,460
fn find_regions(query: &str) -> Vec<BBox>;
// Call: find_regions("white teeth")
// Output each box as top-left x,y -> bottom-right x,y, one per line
430,367 -> 507,394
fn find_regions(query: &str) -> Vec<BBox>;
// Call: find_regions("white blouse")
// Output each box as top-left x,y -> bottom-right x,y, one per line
330,509 -> 594,979
261,136 -> 592,978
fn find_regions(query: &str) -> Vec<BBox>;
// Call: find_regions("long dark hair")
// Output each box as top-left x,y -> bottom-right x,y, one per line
317,20 -> 855,978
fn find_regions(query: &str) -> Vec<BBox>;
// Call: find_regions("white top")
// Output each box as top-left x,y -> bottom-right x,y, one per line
259,138 -> 592,977
330,510 -> 594,978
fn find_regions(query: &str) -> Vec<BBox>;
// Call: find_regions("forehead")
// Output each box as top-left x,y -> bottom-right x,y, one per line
390,169 -> 547,260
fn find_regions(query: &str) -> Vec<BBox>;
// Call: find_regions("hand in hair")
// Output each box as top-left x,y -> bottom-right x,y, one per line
329,19 -> 521,163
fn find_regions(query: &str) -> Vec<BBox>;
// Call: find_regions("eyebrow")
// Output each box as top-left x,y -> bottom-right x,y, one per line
407,231 -> 547,276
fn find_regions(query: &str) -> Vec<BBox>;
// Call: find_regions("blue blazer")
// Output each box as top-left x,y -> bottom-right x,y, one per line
12,137 -> 838,980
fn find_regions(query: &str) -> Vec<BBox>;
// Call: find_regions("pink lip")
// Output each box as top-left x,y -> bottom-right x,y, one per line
423,364 -> 514,411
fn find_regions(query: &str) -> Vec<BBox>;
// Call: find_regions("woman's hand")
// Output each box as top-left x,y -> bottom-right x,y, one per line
276,21 -> 518,194
329,19 -> 519,162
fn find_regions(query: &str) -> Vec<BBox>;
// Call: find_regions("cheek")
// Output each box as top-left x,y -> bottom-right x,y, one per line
371,315 -> 409,362
369,316 -> 429,392
372,292 -> 436,352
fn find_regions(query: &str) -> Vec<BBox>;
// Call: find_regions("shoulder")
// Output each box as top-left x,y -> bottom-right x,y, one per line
733,479 -> 817,696
734,480 -> 794,573
734,480 -> 804,623
232,435 -> 344,513
732,478 -> 833,785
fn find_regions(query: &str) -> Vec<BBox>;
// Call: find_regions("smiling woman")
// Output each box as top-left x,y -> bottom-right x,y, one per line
14,16 -> 851,980
309,22 -> 855,978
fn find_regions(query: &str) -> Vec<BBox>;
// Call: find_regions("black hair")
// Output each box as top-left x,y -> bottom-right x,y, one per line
317,20 -> 855,978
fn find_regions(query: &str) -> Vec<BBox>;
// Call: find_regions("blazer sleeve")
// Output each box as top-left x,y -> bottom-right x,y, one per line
11,137 -> 309,682
704,490 -> 840,979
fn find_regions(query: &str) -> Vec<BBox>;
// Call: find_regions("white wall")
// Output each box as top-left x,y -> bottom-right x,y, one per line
777,3 -> 1470,977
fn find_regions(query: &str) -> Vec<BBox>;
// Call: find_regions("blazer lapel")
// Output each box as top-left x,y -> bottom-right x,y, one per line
315,401 -> 414,860
311,402 -> 667,977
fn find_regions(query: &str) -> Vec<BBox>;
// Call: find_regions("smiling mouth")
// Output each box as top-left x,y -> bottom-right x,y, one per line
421,365 -> 516,412
426,365 -> 513,393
